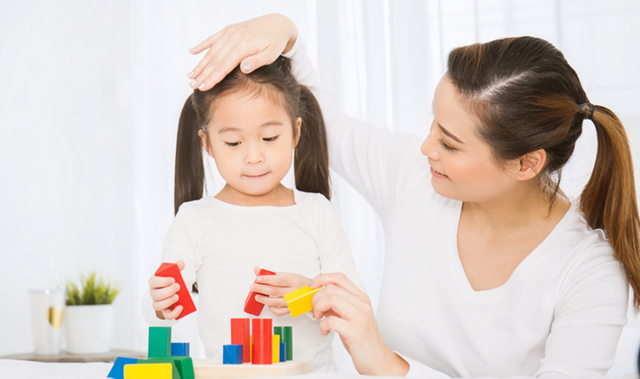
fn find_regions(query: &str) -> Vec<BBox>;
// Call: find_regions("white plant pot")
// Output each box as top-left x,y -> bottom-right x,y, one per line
64,304 -> 113,354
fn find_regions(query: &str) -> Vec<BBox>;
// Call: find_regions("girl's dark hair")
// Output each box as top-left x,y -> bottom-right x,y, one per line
447,36 -> 640,309
174,56 -> 330,213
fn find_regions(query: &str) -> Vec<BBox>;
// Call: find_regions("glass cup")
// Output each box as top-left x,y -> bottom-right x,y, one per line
29,289 -> 67,355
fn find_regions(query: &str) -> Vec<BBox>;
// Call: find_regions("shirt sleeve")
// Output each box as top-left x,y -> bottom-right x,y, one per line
284,39 -> 431,220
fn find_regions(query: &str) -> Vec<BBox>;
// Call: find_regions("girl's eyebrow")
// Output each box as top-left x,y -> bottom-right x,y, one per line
438,123 -> 465,144
218,121 -> 285,134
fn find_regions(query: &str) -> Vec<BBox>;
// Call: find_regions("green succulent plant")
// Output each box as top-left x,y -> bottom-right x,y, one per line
64,271 -> 120,306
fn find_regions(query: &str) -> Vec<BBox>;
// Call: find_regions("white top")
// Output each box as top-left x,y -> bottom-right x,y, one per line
284,40 -> 629,378
157,189 -> 364,373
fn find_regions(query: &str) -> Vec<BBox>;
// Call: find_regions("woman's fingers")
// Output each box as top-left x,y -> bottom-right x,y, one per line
311,272 -> 369,303
312,283 -> 365,320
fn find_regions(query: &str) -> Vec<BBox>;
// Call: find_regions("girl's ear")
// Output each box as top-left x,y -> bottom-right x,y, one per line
514,149 -> 546,181
199,129 -> 214,157
293,117 -> 302,148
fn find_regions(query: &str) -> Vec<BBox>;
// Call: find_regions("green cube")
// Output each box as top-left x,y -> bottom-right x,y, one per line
148,327 -> 172,358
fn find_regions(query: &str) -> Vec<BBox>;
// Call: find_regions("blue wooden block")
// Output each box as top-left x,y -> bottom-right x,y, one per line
171,342 -> 190,357
222,344 -> 243,364
107,357 -> 138,379
279,342 -> 286,362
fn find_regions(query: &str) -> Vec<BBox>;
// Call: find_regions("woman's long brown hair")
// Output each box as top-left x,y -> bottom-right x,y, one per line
448,36 -> 640,309
174,56 -> 330,214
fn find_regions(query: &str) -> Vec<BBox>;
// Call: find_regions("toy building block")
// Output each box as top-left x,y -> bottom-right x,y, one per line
230,318 -> 250,363
155,262 -> 197,320
243,269 -> 276,316
123,362 -> 174,379
171,342 -> 190,357
283,326 -> 293,361
223,344 -> 243,365
272,334 -> 280,363
280,342 -> 286,362
283,286 -> 321,318
149,327 -> 172,358
139,357 -> 194,379
107,357 -> 139,379
251,318 -> 272,365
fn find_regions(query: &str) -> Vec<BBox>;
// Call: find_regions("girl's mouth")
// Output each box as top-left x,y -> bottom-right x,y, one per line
430,167 -> 449,179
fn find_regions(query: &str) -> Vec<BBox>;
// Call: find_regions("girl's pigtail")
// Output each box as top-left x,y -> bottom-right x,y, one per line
174,94 -> 205,215
580,105 -> 640,309
294,85 -> 331,200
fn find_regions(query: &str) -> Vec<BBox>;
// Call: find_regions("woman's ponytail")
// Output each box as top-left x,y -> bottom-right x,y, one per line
294,85 -> 331,200
580,106 -> 640,309
174,94 -> 205,215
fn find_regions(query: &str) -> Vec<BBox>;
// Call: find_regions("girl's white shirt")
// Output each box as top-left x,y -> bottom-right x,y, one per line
145,189 -> 365,373
284,39 -> 629,378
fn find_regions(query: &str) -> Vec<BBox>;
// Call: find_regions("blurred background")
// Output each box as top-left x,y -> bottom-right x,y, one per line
1,0 -> 639,375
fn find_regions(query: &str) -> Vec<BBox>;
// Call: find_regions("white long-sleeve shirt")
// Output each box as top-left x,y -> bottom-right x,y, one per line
157,189 -> 364,373
284,39 -> 629,378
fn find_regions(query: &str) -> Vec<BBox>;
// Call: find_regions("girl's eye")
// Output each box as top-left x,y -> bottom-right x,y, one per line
225,142 -> 240,147
263,135 -> 280,142
438,139 -> 457,152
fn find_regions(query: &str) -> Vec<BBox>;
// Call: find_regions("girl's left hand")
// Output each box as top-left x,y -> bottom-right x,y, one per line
250,266 -> 311,316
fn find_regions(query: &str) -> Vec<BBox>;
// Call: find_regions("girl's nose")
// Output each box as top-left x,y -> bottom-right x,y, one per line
245,144 -> 265,165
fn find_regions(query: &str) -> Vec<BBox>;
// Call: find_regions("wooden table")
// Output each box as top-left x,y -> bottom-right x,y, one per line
0,350 -> 146,363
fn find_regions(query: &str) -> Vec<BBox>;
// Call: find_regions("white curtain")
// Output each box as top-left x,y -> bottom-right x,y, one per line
1,0 -> 639,375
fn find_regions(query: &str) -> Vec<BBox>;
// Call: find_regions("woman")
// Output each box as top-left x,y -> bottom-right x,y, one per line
187,14 -> 638,377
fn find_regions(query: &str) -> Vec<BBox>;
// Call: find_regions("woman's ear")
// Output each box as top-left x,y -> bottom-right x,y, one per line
293,117 -> 302,148
199,129 -> 214,157
515,149 -> 547,181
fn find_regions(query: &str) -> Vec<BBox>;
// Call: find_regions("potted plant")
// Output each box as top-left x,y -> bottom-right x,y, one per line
62,271 -> 120,354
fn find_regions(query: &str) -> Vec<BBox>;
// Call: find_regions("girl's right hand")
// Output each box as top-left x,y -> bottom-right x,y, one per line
149,260 -> 185,320
188,13 -> 298,91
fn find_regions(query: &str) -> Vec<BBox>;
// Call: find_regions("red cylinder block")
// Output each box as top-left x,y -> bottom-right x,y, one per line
231,318 -> 251,363
251,318 -> 272,365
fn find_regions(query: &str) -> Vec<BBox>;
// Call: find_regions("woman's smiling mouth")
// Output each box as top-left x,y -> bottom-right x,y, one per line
430,167 -> 449,179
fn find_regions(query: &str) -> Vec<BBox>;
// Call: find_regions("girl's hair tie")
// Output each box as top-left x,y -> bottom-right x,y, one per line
579,102 -> 595,120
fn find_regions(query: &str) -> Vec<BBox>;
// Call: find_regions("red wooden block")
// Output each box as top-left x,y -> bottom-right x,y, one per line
230,318 -> 251,363
155,262 -> 197,320
243,269 -> 276,316
251,318 -> 272,365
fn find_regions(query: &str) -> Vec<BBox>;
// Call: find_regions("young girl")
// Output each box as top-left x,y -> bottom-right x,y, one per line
148,56 -> 364,373
187,14 -> 638,378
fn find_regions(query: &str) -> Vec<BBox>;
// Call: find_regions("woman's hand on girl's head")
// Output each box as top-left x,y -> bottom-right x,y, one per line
148,260 -> 185,320
309,273 -> 410,376
188,13 -> 298,92
251,266 -> 311,316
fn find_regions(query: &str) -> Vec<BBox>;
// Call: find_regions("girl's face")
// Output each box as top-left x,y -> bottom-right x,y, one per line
421,75 -> 518,203
200,90 -> 300,202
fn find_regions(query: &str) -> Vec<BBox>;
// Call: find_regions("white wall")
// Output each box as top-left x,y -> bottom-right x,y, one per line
1,0 -> 639,375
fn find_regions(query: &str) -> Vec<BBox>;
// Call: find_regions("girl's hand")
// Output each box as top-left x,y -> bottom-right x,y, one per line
188,13 -> 298,91
309,273 -> 409,376
149,260 -> 185,320
250,266 -> 311,316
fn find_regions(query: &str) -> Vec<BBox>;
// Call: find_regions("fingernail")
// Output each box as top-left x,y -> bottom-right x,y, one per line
198,82 -> 206,90
189,47 -> 195,53
256,276 -> 262,282
174,283 -> 180,290
250,285 -> 256,291
241,61 -> 251,72
187,71 -> 194,78
190,79 -> 197,87
307,280 -> 314,286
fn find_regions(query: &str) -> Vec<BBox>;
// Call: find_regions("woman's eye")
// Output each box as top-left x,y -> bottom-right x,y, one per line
438,139 -> 457,152
263,135 -> 280,142
225,141 -> 240,147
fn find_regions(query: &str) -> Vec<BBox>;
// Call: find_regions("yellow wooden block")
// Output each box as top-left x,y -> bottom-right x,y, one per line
283,286 -> 321,318
124,362 -> 173,379
272,335 -> 280,363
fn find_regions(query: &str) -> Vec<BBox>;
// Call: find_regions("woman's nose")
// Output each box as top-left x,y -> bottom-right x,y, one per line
421,126 -> 440,160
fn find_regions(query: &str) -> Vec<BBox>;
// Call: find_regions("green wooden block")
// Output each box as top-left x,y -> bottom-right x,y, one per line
148,327 -> 172,358
137,359 -> 181,378
283,326 -> 293,361
141,357 -> 194,379
273,326 -> 283,339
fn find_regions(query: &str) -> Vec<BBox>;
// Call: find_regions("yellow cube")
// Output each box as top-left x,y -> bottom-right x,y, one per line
272,334 -> 280,363
283,286 -> 321,318
124,362 -> 173,379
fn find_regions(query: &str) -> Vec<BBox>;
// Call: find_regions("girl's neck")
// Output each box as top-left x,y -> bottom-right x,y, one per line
215,183 -> 296,207
462,185 -> 570,233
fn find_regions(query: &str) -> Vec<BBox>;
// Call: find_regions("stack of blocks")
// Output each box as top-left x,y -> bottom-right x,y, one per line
107,326 -> 193,379
223,318 -> 293,365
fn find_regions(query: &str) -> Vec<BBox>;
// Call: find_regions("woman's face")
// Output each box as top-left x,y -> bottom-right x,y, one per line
421,75 -> 518,204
